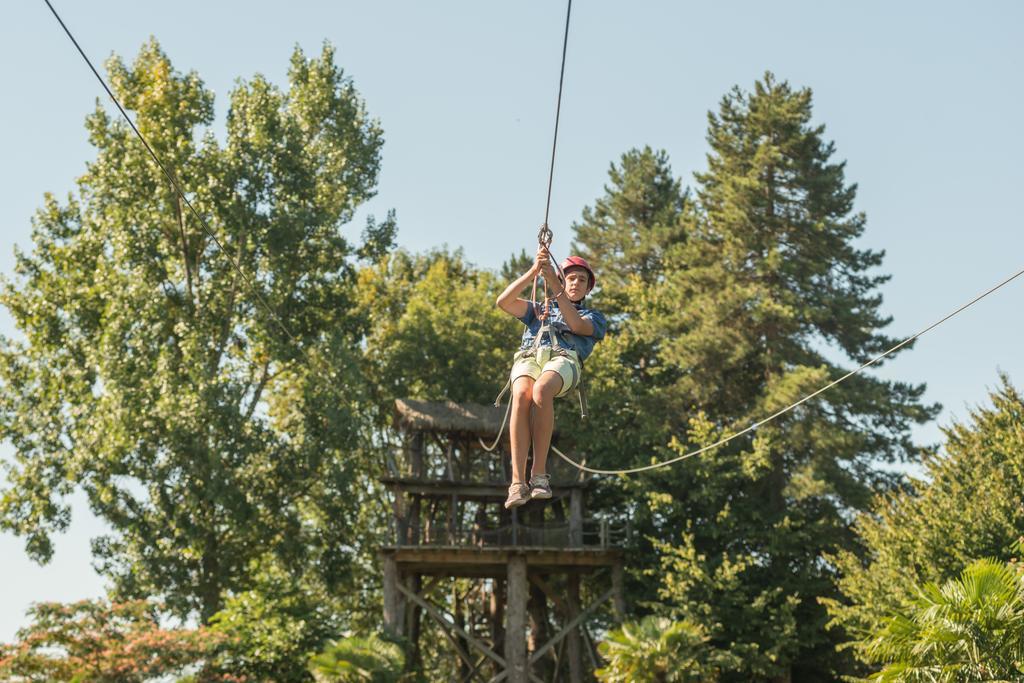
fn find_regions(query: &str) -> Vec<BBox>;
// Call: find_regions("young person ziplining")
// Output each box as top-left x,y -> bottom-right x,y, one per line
495,247 -> 606,509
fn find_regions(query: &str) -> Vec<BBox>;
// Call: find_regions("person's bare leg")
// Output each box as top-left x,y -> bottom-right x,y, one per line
530,371 -> 563,477
509,376 -> 535,484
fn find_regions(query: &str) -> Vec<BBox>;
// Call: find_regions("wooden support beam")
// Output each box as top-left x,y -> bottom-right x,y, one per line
566,574 -> 583,683
460,655 -> 488,683
406,574 -> 422,669
581,625 -> 600,672
434,608 -> 478,675
612,561 -> 626,621
504,555 -> 529,683
387,546 -> 621,569
488,575 -> 610,683
529,587 -> 614,666
528,574 -> 568,615
568,489 -> 583,547
382,553 -> 402,637
396,582 -> 510,674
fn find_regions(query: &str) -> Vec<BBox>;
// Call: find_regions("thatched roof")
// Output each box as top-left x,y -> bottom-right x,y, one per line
394,398 -> 507,437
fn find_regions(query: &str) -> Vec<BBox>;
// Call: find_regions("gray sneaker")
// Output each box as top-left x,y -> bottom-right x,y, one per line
504,482 -> 531,509
529,473 -> 552,500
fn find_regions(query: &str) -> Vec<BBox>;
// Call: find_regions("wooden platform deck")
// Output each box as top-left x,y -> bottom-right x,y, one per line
379,475 -> 590,501
382,545 -> 622,577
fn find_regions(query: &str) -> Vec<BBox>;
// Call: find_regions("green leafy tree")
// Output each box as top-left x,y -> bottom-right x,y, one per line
0,599 -> 225,682
354,249 -> 520,677
575,74 -> 937,679
0,39 -> 388,626
826,377 -> 1024,666
356,248 -> 516,414
309,634 -> 406,682
864,557 -> 1024,681
596,616 -> 731,683
206,558 -> 344,682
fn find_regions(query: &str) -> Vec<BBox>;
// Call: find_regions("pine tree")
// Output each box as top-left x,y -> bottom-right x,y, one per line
572,146 -> 690,316
668,72 -> 939,680
566,148 -> 695,604
580,74 -> 937,679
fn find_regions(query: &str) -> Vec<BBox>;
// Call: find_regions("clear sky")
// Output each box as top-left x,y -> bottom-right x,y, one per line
2,0 -> 1023,641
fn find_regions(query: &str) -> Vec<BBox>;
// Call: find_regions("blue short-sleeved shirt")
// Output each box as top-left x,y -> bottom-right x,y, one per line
517,300 -> 607,362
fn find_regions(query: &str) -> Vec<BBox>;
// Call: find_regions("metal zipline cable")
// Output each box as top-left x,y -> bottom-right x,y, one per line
41,0 -> 300,348
538,0 -> 573,250
43,0 -> 1024,479
551,263 -> 1024,475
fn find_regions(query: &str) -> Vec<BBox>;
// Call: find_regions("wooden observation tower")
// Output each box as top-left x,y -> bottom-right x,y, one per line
381,398 -> 629,682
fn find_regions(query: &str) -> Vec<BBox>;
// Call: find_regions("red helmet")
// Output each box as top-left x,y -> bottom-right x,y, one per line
560,255 -> 596,293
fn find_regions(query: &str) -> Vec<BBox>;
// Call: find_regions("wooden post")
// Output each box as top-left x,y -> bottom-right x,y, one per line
405,573 -> 422,669
446,438 -> 455,480
506,555 -> 529,683
527,579 -> 552,680
566,573 -> 583,683
449,494 -> 457,545
569,489 -> 583,547
382,553 -> 402,637
612,561 -> 626,621
391,489 -> 408,545
410,493 -> 421,546
453,585 -> 471,680
410,432 -> 424,477
490,578 -> 506,678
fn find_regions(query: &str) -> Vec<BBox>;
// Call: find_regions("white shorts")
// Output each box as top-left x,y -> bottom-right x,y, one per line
510,347 -> 580,398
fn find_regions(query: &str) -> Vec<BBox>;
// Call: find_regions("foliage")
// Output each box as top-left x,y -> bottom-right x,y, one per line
573,145 -> 691,315
596,616 -> 731,682
356,248 -> 516,412
309,634 -> 406,682
826,377 -> 1024,665
0,599 -> 226,682
572,73 -> 937,679
862,557 -> 1024,681
206,558 -> 346,682
0,38 -> 388,627
0,41 -> 965,681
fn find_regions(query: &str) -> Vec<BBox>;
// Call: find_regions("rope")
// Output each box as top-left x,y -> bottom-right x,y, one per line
541,0 -> 573,235
478,398 -> 512,453
553,263 -> 1024,475
41,0 -> 301,348
532,0 -> 573,315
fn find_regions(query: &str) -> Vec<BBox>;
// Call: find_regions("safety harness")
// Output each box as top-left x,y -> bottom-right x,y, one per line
493,299 -> 589,419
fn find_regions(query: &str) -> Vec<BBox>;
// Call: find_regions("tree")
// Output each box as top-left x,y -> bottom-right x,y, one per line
572,146 -> 690,314
356,248 -> 516,414
309,634 -> 406,682
596,616 -> 732,683
826,377 -> 1024,668
651,72 -> 939,680
0,599 -> 224,682
0,39 -> 389,624
565,147 -> 696,625
864,557 -> 1024,681
205,558 -> 345,682
575,74 -> 937,679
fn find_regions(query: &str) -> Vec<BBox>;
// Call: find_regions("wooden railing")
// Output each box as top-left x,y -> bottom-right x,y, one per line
393,517 -> 631,549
